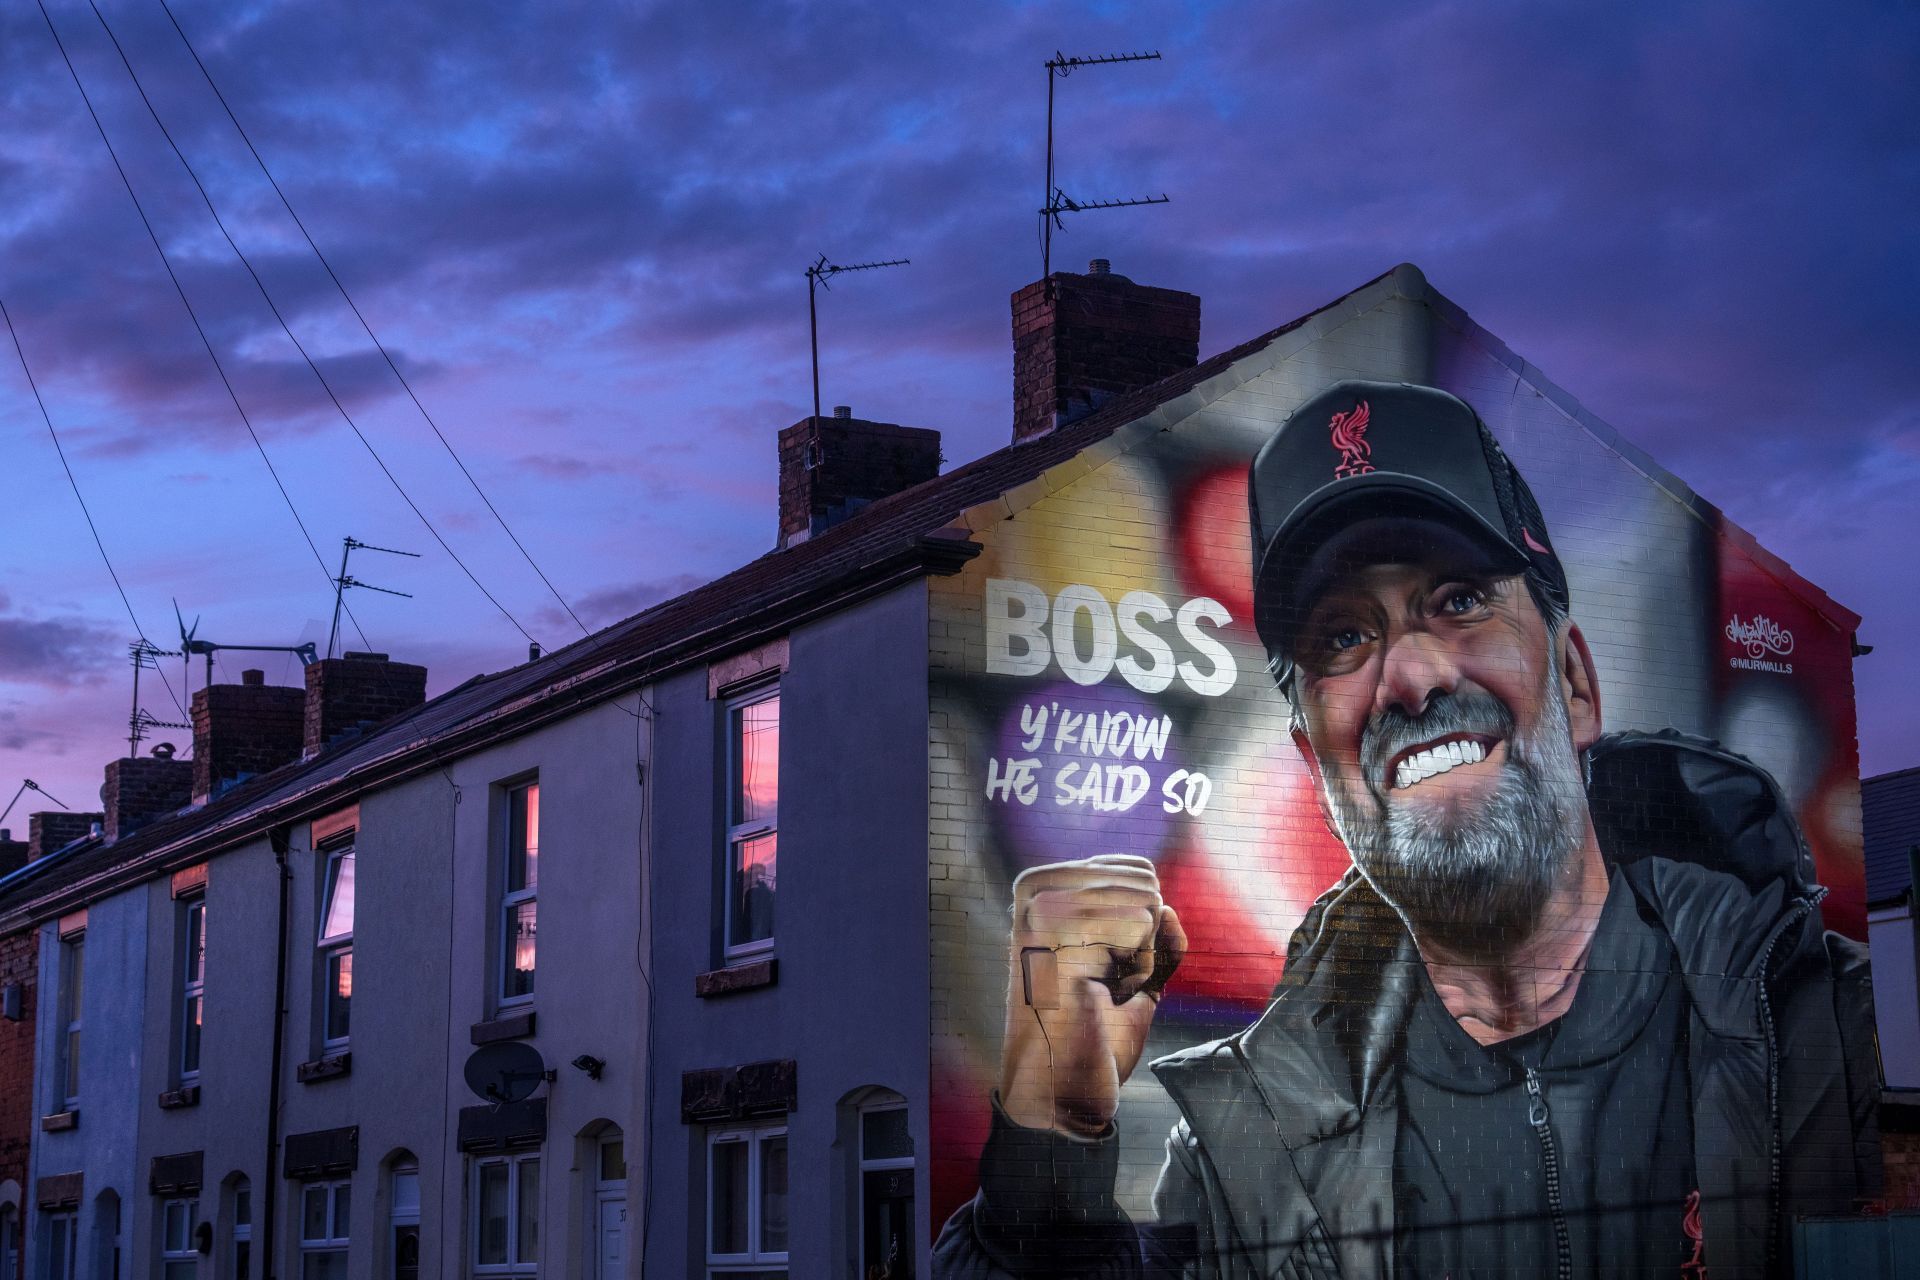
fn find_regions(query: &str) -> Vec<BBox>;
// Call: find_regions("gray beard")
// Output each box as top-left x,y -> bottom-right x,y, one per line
1320,660 -> 1587,962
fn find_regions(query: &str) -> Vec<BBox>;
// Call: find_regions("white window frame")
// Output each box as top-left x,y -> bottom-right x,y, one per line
159,1196 -> 199,1278
0,1203 -> 17,1280
177,896 -> 206,1084
317,844 -> 354,1053
58,932 -> 84,1110
231,1178 -> 252,1280
298,1179 -> 349,1278
497,781 -> 539,1007
722,686 -> 779,964
389,1159 -> 420,1280
857,1101 -> 914,1280
706,1123 -> 788,1276
45,1209 -> 77,1280
470,1152 -> 539,1278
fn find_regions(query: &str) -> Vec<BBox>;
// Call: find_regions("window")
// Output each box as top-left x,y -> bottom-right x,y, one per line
57,933 -> 84,1109
707,1124 -> 787,1278
44,1211 -> 76,1280
159,1197 -> 198,1279
724,690 -> 779,962
231,1179 -> 251,1280
1,1205 -> 18,1280
499,782 -> 539,1004
858,1104 -> 915,1280
471,1153 -> 538,1278
317,844 -> 355,1051
178,898 -> 206,1082
299,1180 -> 349,1280
389,1161 -> 419,1280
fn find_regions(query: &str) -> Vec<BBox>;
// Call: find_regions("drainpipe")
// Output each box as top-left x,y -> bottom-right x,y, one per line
263,825 -> 294,1279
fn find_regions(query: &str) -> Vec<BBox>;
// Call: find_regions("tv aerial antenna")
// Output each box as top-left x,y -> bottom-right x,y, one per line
805,254 -> 909,419
0,778 -> 70,829
327,537 -> 419,660
127,639 -> 190,757
1041,50 -> 1168,281
173,602 -> 320,696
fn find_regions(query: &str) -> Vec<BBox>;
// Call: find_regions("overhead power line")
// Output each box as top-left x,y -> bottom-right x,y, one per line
155,0 -> 589,639
1,293 -> 189,722
32,0 -> 385,663
82,1 -> 540,650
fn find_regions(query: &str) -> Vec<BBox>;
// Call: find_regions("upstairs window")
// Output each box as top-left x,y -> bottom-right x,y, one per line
317,844 -> 355,1052
499,781 -> 539,1004
58,933 -> 84,1110
724,690 -> 779,962
178,897 -> 206,1083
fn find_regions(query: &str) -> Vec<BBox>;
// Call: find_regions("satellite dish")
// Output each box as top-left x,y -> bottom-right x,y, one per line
463,1042 -> 547,1104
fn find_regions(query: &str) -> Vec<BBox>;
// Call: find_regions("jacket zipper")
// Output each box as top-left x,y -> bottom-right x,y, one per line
1524,1066 -> 1572,1280
1753,892 -> 1817,1276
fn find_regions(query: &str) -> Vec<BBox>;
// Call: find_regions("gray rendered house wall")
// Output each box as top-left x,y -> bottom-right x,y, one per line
645,580 -> 933,1278
29,892 -> 145,1279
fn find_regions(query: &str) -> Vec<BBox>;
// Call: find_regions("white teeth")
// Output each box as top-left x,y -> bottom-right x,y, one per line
1394,739 -> 1491,789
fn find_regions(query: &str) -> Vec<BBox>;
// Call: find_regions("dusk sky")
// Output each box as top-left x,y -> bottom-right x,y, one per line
2,0 -> 1915,826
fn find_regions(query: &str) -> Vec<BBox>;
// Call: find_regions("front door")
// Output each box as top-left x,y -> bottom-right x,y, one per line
595,1196 -> 625,1279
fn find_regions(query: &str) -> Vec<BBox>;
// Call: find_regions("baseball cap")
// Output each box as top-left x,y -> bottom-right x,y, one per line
1248,379 -> 1569,680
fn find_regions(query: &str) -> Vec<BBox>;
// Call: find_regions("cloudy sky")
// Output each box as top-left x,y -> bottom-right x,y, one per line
1,0 -> 1915,824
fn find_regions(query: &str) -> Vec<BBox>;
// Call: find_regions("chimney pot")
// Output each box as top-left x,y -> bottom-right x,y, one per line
832,405 -> 852,419
529,642 -> 542,662
242,669 -> 264,687
1088,258 -> 1111,275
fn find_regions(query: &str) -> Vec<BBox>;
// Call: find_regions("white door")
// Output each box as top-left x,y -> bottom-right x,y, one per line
595,1196 -> 625,1279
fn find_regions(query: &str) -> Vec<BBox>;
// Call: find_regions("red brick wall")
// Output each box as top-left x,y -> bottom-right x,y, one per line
776,415 -> 941,547
0,926 -> 36,1273
103,756 -> 194,842
1883,1121 -> 1920,1208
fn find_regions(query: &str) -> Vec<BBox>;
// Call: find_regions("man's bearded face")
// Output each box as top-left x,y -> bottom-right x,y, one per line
1317,642 -> 1587,959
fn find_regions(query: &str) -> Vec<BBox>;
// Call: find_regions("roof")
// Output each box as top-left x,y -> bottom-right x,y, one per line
0,262 -> 1866,927
1866,766 -> 1920,904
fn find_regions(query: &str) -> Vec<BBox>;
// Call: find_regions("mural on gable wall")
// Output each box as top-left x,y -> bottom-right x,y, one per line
927,303 -> 1875,1278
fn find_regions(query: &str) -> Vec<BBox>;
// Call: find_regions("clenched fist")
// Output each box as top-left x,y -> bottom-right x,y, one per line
998,854 -> 1187,1138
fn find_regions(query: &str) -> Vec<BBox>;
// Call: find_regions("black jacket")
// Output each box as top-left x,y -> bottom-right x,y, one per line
934,733 -> 1881,1279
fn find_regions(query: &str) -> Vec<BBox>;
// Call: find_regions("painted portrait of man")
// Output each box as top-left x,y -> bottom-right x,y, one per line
935,381 -> 1879,1278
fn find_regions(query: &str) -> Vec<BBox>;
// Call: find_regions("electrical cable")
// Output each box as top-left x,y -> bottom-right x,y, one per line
33,0 -> 374,656
1,293 -> 189,722
83,0 -> 542,650
153,0 -> 590,640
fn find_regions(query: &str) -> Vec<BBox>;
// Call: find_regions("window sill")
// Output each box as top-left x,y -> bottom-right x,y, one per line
695,957 -> 777,998
471,1009 -> 537,1044
40,1109 -> 78,1132
157,1084 -> 200,1110
297,1052 -> 352,1084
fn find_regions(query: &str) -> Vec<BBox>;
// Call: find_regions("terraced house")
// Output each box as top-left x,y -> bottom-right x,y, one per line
0,261 -> 1890,1279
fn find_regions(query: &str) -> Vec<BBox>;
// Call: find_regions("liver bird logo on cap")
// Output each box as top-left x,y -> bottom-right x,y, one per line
1329,401 -> 1374,479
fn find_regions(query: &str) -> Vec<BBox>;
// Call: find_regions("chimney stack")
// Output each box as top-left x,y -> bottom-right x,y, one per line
193,670 -> 305,802
777,410 -> 940,549
27,811 -> 103,861
0,828 -> 26,878
102,742 -> 194,842
303,651 -> 429,758
1011,260 -> 1201,443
